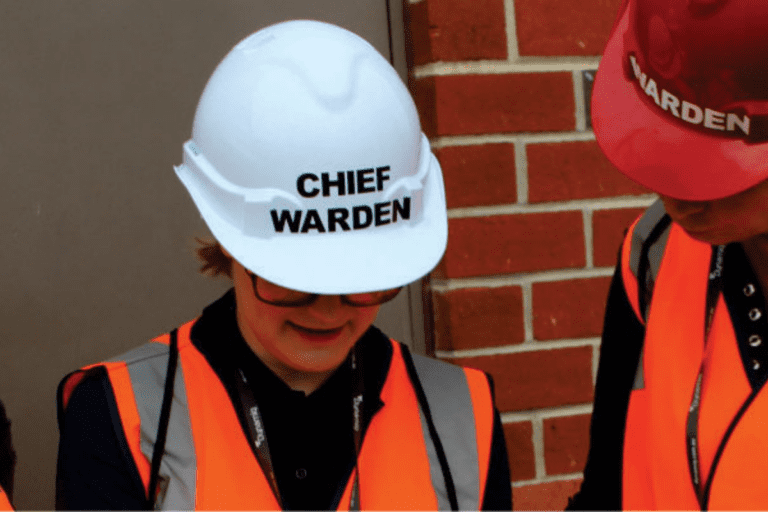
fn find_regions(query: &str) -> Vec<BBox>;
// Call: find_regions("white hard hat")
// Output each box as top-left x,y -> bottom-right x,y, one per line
175,20 -> 447,294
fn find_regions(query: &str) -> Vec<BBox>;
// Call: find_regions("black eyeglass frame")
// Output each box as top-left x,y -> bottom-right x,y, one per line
247,272 -> 402,308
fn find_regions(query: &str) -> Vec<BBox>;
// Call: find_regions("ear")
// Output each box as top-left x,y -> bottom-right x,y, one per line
216,243 -> 237,280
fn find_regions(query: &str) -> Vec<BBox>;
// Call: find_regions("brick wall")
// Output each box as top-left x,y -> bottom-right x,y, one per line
403,0 -> 655,508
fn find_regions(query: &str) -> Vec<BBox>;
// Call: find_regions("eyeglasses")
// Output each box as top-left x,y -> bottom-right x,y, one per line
247,272 -> 402,307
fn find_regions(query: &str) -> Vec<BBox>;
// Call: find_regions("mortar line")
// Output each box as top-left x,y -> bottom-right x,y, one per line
515,140 -> 529,205
522,281 -> 534,343
511,472 -> 585,487
505,0 -> 519,61
573,69 -> 588,132
429,131 -> 596,149
435,337 -> 600,359
583,208 -> 595,269
414,58 -> 602,77
430,267 -> 615,292
531,415 -> 546,479
500,403 -> 594,424
446,194 -> 657,218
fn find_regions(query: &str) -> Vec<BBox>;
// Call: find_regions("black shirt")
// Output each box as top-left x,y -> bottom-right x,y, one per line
56,290 -> 512,510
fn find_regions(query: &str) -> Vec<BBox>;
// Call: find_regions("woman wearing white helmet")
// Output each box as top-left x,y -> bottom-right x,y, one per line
55,20 -> 511,510
570,0 -> 768,509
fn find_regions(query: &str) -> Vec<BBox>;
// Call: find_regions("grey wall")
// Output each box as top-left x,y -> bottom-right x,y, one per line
0,1 -> 414,508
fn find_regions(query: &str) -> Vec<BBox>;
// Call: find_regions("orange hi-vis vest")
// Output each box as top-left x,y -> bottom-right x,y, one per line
621,201 -> 768,510
61,320 -> 494,510
0,487 -> 11,511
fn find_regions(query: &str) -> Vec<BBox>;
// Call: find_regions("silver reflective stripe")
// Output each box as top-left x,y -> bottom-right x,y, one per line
627,199 -> 671,391
410,353 -> 480,511
632,346 -> 645,390
629,199 -> 671,320
112,342 -> 197,510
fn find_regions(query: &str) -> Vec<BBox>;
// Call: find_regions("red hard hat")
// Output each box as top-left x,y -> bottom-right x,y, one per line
592,0 -> 768,200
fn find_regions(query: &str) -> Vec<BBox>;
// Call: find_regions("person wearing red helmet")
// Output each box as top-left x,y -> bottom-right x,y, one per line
54,20 -> 512,511
569,0 -> 768,509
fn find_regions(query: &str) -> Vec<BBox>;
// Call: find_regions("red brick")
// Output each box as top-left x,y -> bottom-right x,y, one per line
533,277 -> 611,340
411,77 -> 438,138
437,144 -> 516,208
416,74 -> 574,137
515,0 -> 623,56
433,287 -> 525,351
593,207 -> 646,267
439,212 -> 585,278
544,414 -> 591,475
451,347 -> 594,411
504,421 -> 536,481
527,141 -> 648,203
513,479 -> 583,510
421,0 -> 507,64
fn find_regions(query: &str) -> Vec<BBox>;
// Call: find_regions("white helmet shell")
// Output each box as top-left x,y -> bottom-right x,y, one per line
175,20 -> 447,294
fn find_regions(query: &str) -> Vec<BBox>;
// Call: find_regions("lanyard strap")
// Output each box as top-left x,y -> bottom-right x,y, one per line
704,245 -> 726,337
147,328 -> 180,510
685,244 -> 725,509
233,345 -> 366,510
233,367 -> 284,509
349,351 -> 363,511
685,372 -> 705,507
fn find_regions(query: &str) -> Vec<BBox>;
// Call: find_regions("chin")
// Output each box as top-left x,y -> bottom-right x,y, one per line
681,227 -> 730,245
289,353 -> 347,373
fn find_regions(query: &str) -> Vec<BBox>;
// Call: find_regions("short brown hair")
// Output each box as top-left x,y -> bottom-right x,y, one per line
195,238 -> 233,278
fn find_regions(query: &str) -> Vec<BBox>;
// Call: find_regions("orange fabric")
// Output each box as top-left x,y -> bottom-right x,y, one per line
707,389 -> 768,510
621,215 -> 643,324
465,367 -> 493,510
0,487 -> 11,511
181,336 -> 445,510
697,296 -> 751,489
82,322 -> 492,509
60,371 -> 89,411
617,215 -> 655,508
151,331 -> 172,346
697,291 -> 768,510
622,224 -> 768,509
623,223 -> 709,509
176,320 -> 279,511
350,342 -> 438,510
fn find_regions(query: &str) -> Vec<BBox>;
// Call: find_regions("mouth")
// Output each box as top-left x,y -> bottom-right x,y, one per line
288,322 -> 345,343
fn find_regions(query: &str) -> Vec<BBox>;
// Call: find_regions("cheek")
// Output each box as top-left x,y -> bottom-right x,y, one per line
719,205 -> 760,232
249,307 -> 292,343
351,307 -> 379,331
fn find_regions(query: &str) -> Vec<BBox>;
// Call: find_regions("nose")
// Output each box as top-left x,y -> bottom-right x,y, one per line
660,195 -> 708,218
305,295 -> 346,321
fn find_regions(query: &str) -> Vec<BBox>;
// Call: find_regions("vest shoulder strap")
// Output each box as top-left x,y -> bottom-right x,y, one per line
401,345 -> 493,511
624,199 -> 672,323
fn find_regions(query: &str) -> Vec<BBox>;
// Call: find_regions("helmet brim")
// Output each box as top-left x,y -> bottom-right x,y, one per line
183,148 -> 447,295
592,4 -> 768,201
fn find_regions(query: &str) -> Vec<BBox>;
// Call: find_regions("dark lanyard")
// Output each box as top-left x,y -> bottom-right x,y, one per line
233,345 -> 366,510
685,244 -> 725,508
